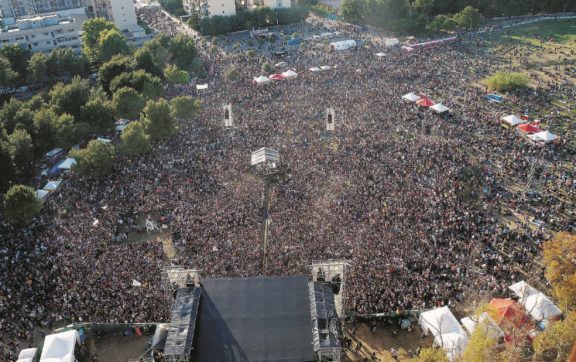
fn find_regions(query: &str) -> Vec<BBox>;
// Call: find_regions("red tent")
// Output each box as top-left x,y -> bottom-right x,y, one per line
516,124 -> 542,134
269,74 -> 285,81
488,298 -> 532,343
416,98 -> 434,107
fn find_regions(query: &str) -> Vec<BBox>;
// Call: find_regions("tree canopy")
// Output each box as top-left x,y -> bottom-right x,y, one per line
142,98 -> 177,141
543,232 -> 576,310
3,184 -> 42,226
119,121 -> 151,157
112,87 -> 146,120
71,140 -> 115,178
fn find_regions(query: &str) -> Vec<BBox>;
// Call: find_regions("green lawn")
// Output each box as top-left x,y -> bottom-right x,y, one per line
497,19 -> 576,45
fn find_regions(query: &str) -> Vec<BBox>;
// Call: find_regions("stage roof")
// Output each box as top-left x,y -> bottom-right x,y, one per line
193,275 -> 316,362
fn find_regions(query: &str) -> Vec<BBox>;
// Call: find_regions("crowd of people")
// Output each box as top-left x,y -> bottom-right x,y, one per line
1,17 -> 575,360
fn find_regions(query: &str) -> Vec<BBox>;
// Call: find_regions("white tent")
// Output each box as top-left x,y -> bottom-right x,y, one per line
96,137 -> 112,143
115,124 -> 128,132
281,70 -> 298,79
309,67 -> 321,72
431,103 -> 450,114
36,189 -> 49,200
509,280 -> 538,300
57,158 -> 77,170
196,84 -> 208,90
523,292 -> 562,321
253,75 -> 271,84
433,332 -> 468,361
501,115 -> 525,126
528,130 -> 557,143
375,52 -> 385,58
17,348 -> 38,362
461,313 -> 503,338
320,65 -> 331,70
385,38 -> 400,46
419,307 -> 468,361
40,330 -> 80,362
402,92 -> 421,102
330,40 -> 356,51
419,307 -> 462,336
43,180 -> 62,192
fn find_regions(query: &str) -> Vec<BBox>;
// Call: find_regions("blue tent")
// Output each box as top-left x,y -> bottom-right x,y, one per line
486,94 -> 504,103
287,38 -> 301,46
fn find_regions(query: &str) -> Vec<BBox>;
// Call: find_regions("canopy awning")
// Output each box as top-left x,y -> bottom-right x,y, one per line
196,84 -> 208,90
281,70 -> 298,78
40,330 -> 80,362
43,180 -> 62,191
253,75 -> 271,84
516,124 -> 542,133
36,189 -> 49,200
501,115 -> 525,126
309,67 -> 321,72
320,65 -> 331,70
375,52 -> 385,57
269,73 -> 285,80
430,103 -> 450,113
57,158 -> 77,170
529,130 -> 557,143
416,98 -> 435,107
402,92 -> 421,102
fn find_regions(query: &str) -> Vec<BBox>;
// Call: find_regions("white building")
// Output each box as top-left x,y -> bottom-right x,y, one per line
183,0 -> 236,17
249,0 -> 291,9
0,11 -> 85,52
91,0 -> 138,31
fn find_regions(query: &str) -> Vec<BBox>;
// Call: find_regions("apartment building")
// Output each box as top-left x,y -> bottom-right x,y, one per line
0,0 -> 85,18
183,0 -> 236,17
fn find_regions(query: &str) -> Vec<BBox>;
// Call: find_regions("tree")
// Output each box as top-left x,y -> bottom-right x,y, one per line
112,87 -> 145,120
0,56 -> 17,92
0,45 -> 31,81
170,96 -> 200,119
164,64 -> 190,84
80,95 -> 115,133
109,70 -> 163,99
340,0 -> 365,24
0,98 -> 26,133
0,139 -> 15,191
261,62 -> 273,73
55,113 -> 89,149
169,34 -> 198,69
134,46 -> 164,78
46,48 -> 85,78
461,319 -> 498,362
543,232 -> 576,310
453,6 -> 484,30
8,128 -> 34,176
32,108 -> 58,153
98,55 -> 134,94
119,121 -> 151,157
485,71 -> 529,92
98,28 -> 129,62
27,52 -> 48,86
408,347 -> 449,362
49,76 -> 92,118
81,18 -> 116,62
12,108 -> 35,133
142,99 -> 177,141
70,139 -> 115,178
3,185 -> 42,226
533,310 -> 576,361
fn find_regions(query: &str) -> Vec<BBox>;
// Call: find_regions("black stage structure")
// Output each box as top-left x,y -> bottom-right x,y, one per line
160,275 -> 341,362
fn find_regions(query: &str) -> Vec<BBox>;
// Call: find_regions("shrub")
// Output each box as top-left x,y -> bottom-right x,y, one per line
486,71 -> 529,92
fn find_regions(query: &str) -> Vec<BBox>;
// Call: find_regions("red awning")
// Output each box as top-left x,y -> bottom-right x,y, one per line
416,98 -> 434,107
269,74 -> 285,80
516,124 -> 542,134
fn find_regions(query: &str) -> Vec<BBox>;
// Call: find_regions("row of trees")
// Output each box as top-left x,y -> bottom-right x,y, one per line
340,0 -> 576,33
189,7 -> 309,36
0,20 -> 201,194
0,45 -> 87,94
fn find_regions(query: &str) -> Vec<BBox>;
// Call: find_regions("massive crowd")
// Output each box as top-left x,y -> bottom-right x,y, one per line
1,19 -> 575,360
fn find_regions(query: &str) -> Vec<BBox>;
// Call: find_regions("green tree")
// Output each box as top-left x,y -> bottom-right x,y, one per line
12,108 -> 35,133
485,71 -> 529,92
3,184 -> 42,226
134,45 -> 164,78
261,62 -> 273,73
340,0 -> 365,24
0,98 -> 25,133
70,139 -> 115,178
55,113 -> 89,149
81,18 -> 117,62
80,96 -> 115,133
98,55 -> 134,94
164,64 -> 190,84
0,45 -> 31,81
26,95 -> 46,112
0,56 -> 17,92
0,139 -> 15,191
8,128 -> 34,176
27,52 -> 48,86
453,6 -> 484,30
112,87 -> 145,120
408,347 -> 449,362
46,48 -> 85,78
169,34 -> 198,69
32,108 -> 58,153
109,70 -> 163,99
142,99 -> 177,141
49,76 -> 92,118
170,96 -> 200,119
98,28 -> 129,62
543,232 -> 576,310
119,121 -> 151,157
533,310 -> 576,361
461,319 -> 498,362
